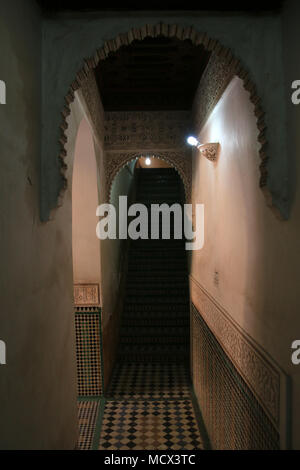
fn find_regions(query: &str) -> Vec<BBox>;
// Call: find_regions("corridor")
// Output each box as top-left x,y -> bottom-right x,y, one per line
3,1 -> 299,451
77,168 -> 209,450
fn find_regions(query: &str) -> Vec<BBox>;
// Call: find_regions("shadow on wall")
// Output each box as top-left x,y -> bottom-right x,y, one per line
101,161 -> 137,390
190,76 -> 291,449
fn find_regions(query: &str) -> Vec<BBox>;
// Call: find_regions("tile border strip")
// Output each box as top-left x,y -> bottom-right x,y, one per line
92,397 -> 106,450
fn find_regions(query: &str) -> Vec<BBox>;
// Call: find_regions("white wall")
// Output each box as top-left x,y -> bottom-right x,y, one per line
72,118 -> 101,285
191,74 -> 300,448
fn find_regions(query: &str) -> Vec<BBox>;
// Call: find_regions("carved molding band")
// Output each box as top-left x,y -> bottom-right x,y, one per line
74,283 -> 100,307
56,23 -> 271,219
102,110 -> 192,202
193,52 -> 235,132
199,143 -> 220,162
190,276 -> 281,427
104,111 -> 191,150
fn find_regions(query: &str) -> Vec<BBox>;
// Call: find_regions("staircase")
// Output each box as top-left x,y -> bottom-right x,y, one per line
100,168 -> 209,451
117,168 -> 190,364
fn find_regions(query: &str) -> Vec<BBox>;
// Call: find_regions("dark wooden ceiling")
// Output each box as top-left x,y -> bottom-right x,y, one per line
95,36 -> 211,111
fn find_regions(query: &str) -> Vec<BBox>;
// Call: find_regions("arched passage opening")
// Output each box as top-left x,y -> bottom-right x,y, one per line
108,153 -> 188,204
50,24 -> 272,222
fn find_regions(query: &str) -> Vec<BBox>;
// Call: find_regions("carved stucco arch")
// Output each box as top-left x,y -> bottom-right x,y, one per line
107,151 -> 190,203
58,23 -> 269,213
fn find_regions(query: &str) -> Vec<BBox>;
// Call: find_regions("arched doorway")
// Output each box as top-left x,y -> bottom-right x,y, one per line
44,23 -> 270,221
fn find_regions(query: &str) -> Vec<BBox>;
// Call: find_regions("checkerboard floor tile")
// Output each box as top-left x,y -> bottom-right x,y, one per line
75,170 -> 213,450
77,400 -> 100,450
107,362 -> 190,399
77,362 -> 209,451
98,398 -> 205,450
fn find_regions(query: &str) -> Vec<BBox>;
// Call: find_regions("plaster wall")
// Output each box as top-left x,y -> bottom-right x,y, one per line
53,79 -> 131,396
0,0 -> 78,449
191,74 -> 300,448
72,118 -> 101,284
99,162 -> 135,388
100,162 -> 135,330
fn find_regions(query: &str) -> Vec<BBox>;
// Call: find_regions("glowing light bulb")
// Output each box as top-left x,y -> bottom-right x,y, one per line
145,157 -> 151,166
187,136 -> 200,147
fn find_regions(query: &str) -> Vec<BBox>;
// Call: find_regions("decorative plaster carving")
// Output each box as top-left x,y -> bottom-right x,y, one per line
193,53 -> 235,132
80,71 -> 105,147
102,110 -> 192,203
199,142 -> 220,162
74,283 -> 100,307
190,276 -> 281,427
56,23 -> 271,218
104,111 -> 191,150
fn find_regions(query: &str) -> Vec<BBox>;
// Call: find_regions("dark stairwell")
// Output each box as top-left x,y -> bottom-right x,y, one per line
97,167 -> 210,450
118,168 -> 190,365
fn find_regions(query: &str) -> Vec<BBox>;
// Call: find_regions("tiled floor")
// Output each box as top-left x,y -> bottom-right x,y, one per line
107,362 -> 190,399
77,170 -> 209,451
77,363 -> 209,450
98,398 -> 205,450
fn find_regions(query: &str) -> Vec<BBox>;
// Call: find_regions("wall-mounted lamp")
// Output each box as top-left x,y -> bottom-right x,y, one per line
187,136 -> 200,147
186,135 -> 220,162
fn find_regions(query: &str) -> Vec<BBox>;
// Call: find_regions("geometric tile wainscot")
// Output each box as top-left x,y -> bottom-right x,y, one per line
74,284 -> 105,450
190,276 -> 289,450
75,309 -> 104,397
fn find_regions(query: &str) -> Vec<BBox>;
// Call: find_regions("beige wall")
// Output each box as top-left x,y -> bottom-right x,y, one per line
191,74 -> 300,448
68,89 -> 134,390
72,118 -> 101,285
136,156 -> 173,169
